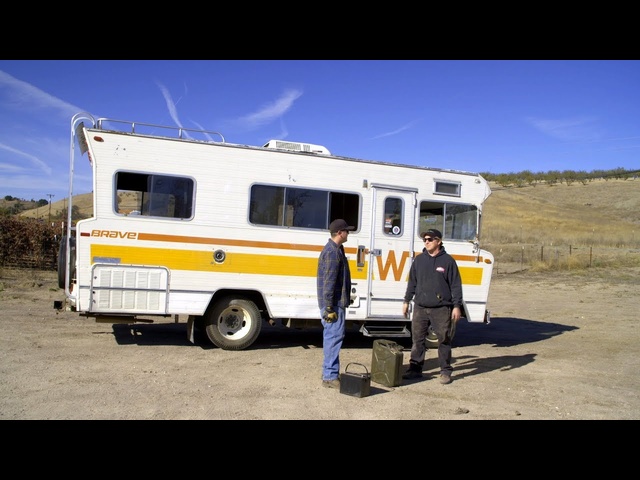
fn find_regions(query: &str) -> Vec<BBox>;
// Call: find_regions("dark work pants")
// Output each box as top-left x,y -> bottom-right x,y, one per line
409,305 -> 453,375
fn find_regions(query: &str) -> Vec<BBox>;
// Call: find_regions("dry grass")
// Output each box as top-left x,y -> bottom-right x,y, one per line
483,178 -> 640,272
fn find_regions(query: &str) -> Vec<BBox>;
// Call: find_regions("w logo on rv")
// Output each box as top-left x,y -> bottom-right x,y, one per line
375,251 -> 411,281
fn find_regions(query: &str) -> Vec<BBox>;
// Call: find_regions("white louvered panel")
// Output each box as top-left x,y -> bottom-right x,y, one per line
112,270 -> 124,287
98,287 -> 111,308
90,265 -> 169,314
123,290 -> 136,309
125,270 -> 137,288
111,290 -> 123,309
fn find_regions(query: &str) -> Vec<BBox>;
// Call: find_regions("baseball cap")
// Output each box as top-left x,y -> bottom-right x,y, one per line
329,219 -> 356,233
420,228 -> 442,240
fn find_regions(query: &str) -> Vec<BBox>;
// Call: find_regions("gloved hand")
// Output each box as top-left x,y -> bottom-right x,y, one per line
323,306 -> 338,323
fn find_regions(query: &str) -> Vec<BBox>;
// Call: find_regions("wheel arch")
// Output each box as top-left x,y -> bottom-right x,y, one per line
200,289 -> 269,351
208,288 -> 268,317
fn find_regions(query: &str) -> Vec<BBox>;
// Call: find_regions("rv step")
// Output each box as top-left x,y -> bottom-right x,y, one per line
360,324 -> 411,338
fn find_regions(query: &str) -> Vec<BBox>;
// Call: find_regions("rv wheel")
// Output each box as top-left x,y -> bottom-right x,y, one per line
204,296 -> 262,350
425,321 -> 457,349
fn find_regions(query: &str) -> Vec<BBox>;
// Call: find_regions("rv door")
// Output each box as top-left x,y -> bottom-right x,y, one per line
368,186 -> 418,317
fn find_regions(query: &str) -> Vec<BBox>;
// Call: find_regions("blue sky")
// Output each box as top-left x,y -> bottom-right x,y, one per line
1,60 -> 639,202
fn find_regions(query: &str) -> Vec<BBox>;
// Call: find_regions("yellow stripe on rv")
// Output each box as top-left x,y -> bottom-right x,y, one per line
91,245 -> 368,279
458,266 -> 483,286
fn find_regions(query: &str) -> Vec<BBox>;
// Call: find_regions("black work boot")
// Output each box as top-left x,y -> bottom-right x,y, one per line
402,362 -> 423,380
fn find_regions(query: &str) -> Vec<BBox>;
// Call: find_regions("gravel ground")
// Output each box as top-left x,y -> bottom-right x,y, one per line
1,267 -> 639,420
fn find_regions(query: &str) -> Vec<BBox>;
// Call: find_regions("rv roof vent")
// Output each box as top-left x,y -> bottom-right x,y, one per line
263,140 -> 331,155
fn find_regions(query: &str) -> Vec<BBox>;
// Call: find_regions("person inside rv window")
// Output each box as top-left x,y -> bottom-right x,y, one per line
316,219 -> 355,389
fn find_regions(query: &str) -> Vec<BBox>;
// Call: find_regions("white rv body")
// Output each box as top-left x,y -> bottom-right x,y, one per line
58,113 -> 494,350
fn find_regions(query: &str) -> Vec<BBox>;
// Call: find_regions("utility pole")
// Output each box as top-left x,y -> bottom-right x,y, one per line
46,193 -> 55,223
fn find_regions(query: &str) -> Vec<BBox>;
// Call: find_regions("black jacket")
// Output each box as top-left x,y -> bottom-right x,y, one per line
403,246 -> 463,309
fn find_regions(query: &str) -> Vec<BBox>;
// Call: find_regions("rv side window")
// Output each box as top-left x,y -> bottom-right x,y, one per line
249,184 -> 360,231
434,180 -> 462,197
115,172 -> 194,219
383,197 -> 403,235
446,203 -> 477,240
419,201 -> 477,241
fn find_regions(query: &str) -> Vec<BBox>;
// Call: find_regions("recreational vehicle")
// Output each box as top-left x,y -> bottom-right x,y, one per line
56,112 -> 494,351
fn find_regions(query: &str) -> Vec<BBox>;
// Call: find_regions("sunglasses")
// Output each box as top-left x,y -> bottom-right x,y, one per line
424,237 -> 438,242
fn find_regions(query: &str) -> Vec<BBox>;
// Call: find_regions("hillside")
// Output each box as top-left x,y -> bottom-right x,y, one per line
482,177 -> 640,247
14,192 -> 93,222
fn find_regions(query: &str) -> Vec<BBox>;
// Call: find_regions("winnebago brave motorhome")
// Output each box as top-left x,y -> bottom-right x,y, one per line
56,112 -> 494,351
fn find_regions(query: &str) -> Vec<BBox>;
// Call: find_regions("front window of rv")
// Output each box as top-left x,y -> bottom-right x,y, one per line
419,201 -> 477,241
115,172 -> 194,219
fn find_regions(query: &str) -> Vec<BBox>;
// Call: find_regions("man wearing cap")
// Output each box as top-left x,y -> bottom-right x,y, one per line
401,228 -> 463,385
316,219 -> 356,389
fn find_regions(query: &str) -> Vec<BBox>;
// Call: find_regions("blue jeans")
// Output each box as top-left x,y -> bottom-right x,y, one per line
320,307 -> 346,381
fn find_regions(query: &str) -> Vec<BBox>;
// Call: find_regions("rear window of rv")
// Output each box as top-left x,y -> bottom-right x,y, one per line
115,172 -> 194,219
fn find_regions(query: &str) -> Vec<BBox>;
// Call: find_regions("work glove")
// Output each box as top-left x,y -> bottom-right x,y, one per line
323,306 -> 338,323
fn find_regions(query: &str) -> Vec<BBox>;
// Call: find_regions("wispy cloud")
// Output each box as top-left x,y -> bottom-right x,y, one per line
526,116 -> 602,142
0,70 -> 85,198
156,82 -> 183,126
190,119 -> 226,142
156,81 -> 226,141
0,162 -> 25,173
156,81 -> 191,135
0,174 -> 62,192
370,119 -> 421,140
274,117 -> 289,141
237,88 -> 303,129
0,70 -> 84,120
0,142 -> 52,175
155,82 -> 302,141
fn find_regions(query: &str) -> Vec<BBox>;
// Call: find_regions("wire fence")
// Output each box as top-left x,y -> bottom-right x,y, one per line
488,243 -> 637,274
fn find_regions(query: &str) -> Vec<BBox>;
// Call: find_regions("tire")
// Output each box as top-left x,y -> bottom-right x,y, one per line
57,236 -> 76,289
425,321 -> 457,349
204,296 -> 262,350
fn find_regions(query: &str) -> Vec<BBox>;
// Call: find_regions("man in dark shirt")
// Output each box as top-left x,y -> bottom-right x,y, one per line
402,228 -> 463,384
316,219 -> 355,389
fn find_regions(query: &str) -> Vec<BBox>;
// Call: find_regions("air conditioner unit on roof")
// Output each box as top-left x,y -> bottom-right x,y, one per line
263,140 -> 331,155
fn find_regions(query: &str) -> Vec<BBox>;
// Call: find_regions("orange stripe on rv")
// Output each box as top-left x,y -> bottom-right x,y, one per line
137,232 -> 333,253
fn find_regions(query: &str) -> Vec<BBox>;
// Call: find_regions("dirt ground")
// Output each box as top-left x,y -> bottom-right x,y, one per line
1,266 -> 638,420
